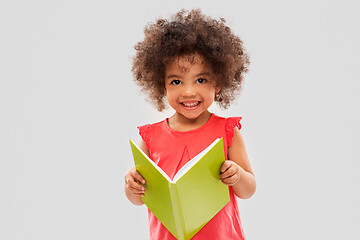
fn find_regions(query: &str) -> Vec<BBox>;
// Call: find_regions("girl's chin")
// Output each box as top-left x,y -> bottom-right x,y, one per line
178,105 -> 202,117
176,109 -> 210,121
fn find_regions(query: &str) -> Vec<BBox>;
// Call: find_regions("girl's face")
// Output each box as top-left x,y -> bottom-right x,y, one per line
164,54 -> 219,121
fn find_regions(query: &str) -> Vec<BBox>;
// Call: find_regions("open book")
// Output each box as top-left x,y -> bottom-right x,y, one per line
129,138 -> 230,240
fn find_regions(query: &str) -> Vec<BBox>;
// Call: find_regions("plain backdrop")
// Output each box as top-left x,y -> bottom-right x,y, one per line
1,0 -> 359,239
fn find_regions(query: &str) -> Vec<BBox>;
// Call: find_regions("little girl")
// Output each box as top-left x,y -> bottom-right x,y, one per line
124,9 -> 256,240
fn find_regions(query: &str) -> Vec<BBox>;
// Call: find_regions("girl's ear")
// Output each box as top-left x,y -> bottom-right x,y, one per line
215,87 -> 221,96
215,88 -> 222,101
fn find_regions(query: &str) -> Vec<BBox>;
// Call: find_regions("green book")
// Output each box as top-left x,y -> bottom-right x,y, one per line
129,138 -> 230,240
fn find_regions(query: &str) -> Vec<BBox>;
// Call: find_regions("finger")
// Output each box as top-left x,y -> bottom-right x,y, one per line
124,168 -> 146,197
221,173 -> 239,186
128,188 -> 145,197
220,161 -> 232,174
126,181 -> 145,196
124,167 -> 143,184
133,192 -> 145,197
129,187 -> 145,196
125,174 -> 145,191
127,178 -> 146,192
129,183 -> 145,192
220,169 -> 237,181
221,171 -> 237,181
220,165 -> 236,178
132,170 -> 146,184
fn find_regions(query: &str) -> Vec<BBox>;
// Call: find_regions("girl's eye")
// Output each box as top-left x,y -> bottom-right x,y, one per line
196,78 -> 207,84
170,80 -> 181,85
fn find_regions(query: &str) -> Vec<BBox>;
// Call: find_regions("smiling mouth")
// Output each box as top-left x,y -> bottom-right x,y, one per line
180,101 -> 201,108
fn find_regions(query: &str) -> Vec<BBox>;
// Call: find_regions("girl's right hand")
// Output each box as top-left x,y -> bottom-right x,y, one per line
124,167 -> 146,205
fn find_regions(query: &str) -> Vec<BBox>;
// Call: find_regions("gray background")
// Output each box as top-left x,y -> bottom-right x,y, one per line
1,0 -> 359,239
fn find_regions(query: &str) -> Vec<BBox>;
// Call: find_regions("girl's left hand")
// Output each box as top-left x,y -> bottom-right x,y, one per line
220,160 -> 241,186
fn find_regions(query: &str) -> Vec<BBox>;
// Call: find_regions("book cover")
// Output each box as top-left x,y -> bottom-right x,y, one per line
129,138 -> 230,240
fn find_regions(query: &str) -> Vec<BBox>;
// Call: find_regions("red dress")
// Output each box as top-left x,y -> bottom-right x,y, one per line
138,113 -> 245,240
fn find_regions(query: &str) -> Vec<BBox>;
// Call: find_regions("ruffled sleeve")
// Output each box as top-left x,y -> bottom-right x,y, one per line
225,117 -> 242,147
137,124 -> 151,151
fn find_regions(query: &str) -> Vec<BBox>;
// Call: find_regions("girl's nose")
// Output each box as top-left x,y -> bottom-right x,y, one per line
182,85 -> 196,97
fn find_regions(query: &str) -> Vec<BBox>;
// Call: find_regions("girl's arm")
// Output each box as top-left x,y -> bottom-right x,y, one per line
220,128 -> 256,199
124,140 -> 149,206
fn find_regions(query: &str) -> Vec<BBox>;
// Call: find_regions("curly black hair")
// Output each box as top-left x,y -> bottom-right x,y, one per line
132,9 -> 250,111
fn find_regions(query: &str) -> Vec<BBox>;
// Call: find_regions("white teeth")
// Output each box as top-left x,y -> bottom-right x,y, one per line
182,101 -> 200,107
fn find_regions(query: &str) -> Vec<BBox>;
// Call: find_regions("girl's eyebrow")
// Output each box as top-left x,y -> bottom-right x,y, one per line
194,72 -> 211,77
166,74 -> 181,79
166,72 -> 211,79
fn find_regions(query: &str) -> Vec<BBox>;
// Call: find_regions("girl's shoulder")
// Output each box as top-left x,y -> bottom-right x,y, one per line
137,119 -> 167,148
212,114 -> 242,130
225,116 -> 242,147
137,118 -> 167,134
211,114 -> 242,147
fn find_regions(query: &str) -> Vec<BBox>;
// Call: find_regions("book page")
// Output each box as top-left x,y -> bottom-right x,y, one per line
172,138 -> 220,183
131,140 -> 171,182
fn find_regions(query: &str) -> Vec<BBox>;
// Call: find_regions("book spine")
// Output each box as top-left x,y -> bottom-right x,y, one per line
169,183 -> 185,240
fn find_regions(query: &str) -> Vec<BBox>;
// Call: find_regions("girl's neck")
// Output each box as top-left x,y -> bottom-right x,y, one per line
167,110 -> 212,132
